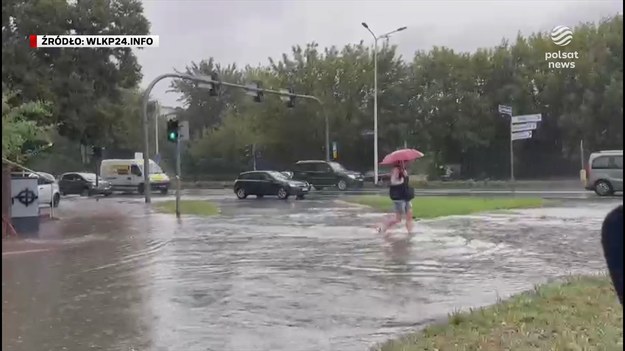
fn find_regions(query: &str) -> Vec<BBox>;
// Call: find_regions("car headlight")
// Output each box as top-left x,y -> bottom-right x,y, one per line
289,182 -> 300,187
347,174 -> 356,179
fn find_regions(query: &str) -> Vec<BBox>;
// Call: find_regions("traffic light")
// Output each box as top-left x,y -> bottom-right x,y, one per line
280,87 -> 296,108
286,88 -> 295,108
166,119 -> 179,142
91,146 -> 103,158
243,144 -> 253,158
246,82 -> 264,103
209,71 -> 220,97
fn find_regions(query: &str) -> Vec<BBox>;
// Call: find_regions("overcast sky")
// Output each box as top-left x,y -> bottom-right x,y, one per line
136,0 -> 623,107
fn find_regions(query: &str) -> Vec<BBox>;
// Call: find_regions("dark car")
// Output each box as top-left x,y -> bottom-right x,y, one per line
291,160 -> 364,191
234,170 -> 311,200
59,172 -> 113,196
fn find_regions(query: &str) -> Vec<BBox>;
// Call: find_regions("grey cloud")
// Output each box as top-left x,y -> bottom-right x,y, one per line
136,0 -> 623,106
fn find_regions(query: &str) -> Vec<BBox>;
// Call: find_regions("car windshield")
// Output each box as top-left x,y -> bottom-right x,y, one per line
141,162 -> 164,174
328,162 -> 347,172
267,171 -> 289,181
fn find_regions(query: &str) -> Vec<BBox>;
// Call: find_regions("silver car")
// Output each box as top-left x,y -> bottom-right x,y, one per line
584,150 -> 623,196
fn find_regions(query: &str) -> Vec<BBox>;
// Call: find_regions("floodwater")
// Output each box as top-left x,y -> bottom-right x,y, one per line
2,195 -> 621,351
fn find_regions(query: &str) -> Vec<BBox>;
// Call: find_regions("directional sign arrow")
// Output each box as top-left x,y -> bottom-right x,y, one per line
511,130 -> 532,141
511,122 -> 538,133
512,114 -> 542,124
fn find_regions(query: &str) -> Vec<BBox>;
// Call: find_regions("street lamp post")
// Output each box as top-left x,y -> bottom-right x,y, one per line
361,22 -> 407,185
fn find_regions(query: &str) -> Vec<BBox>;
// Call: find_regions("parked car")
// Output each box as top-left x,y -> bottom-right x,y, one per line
234,170 -> 311,200
10,171 -> 61,207
58,172 -> 113,196
583,150 -> 623,196
291,160 -> 364,191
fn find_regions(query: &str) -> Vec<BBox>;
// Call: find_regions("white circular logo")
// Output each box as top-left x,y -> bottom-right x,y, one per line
551,25 -> 573,46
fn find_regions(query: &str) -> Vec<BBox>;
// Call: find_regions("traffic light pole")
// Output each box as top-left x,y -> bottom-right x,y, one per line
175,136 -> 181,218
141,73 -> 328,204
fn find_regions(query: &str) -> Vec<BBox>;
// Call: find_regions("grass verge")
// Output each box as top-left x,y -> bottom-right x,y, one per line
374,275 -> 623,351
154,200 -> 220,216
347,196 -> 544,219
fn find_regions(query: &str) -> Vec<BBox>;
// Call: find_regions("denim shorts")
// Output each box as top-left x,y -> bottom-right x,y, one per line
392,200 -> 412,214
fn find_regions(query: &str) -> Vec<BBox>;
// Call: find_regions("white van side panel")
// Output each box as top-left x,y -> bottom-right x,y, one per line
100,160 -> 143,191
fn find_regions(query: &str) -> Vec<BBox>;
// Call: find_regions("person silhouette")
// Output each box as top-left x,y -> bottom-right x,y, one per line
601,205 -> 623,304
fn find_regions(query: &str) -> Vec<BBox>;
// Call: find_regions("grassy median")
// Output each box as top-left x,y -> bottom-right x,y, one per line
374,275 -> 623,351
348,196 -> 544,219
154,200 -> 220,216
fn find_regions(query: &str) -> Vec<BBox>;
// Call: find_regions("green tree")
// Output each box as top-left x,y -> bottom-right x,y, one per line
2,0 -> 150,144
2,91 -> 51,162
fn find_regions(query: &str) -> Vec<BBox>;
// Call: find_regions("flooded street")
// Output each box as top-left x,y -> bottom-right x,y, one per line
2,195 -> 622,351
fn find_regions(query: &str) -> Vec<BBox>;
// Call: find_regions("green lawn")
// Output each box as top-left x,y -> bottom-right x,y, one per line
348,196 -> 544,219
154,200 -> 220,216
374,275 -> 623,351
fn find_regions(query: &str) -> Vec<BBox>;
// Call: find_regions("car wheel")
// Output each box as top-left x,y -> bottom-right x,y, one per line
296,195 -> 305,200
595,180 -> 614,196
235,188 -> 248,199
160,188 -> 169,195
337,179 -> 348,191
53,193 -> 61,207
137,183 -> 145,195
277,187 -> 289,200
256,194 -> 264,199
81,188 -> 90,197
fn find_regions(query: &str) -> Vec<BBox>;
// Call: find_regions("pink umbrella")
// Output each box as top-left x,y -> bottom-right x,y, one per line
380,148 -> 425,165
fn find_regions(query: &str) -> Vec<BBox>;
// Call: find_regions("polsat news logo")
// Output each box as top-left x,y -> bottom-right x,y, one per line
545,25 -> 578,69
29,35 -> 159,48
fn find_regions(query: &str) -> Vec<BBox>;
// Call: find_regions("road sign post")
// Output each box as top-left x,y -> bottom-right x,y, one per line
510,115 -> 514,182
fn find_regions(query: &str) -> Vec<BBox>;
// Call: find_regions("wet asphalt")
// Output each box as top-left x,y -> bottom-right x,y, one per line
2,191 -> 622,351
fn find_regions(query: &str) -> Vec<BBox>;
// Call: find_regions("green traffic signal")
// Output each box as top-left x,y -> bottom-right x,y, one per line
166,119 -> 179,142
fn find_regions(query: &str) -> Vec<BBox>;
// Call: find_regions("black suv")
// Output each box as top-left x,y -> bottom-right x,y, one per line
291,160 -> 364,191
234,170 -> 311,200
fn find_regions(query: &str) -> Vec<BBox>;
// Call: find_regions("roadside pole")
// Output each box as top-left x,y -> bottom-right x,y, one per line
252,143 -> 257,171
175,135 -> 181,218
510,117 -> 514,183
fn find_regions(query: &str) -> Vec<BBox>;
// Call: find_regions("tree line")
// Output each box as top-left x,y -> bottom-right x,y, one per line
2,2 -> 622,180
172,15 -> 622,180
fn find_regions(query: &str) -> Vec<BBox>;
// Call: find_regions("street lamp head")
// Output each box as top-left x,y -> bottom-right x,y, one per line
361,22 -> 369,29
397,26 -> 407,32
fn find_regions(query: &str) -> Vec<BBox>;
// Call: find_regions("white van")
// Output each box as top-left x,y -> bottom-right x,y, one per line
100,159 -> 170,194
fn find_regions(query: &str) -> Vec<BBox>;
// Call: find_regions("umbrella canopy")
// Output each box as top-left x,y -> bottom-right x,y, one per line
380,148 -> 424,165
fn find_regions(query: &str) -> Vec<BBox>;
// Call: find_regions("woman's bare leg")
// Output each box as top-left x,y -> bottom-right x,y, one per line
405,207 -> 414,236
379,213 -> 402,236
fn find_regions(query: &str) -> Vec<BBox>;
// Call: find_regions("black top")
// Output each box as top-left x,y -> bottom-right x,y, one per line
389,167 -> 410,201
601,205 -> 623,304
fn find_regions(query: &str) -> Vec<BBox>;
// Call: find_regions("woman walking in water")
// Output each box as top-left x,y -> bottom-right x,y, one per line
376,161 -> 414,238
